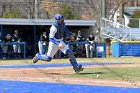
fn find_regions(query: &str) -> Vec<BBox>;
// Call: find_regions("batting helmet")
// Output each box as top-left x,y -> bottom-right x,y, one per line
54,14 -> 62,20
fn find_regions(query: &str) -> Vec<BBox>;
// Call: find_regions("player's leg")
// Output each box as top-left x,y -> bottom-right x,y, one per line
85,44 -> 90,58
65,49 -> 84,73
38,41 -> 44,55
33,42 -> 58,63
46,42 -> 59,59
90,45 -> 93,58
60,41 -> 84,73
2,45 -> 8,59
13,45 -> 17,58
17,45 -> 21,58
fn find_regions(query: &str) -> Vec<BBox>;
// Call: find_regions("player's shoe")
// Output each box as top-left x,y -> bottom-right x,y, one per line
32,53 -> 40,63
74,65 -> 84,74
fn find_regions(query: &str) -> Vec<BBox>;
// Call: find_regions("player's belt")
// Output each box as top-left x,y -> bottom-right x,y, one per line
54,38 -> 63,41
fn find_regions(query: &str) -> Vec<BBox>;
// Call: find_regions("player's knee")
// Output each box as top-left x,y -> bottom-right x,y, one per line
66,49 -> 71,53
66,49 -> 75,59
66,49 -> 72,55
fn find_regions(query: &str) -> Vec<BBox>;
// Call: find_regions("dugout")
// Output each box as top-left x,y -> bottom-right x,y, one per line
0,18 -> 96,58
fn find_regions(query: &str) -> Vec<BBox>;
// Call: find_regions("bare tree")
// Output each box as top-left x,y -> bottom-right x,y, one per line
40,0 -> 60,19
1,0 -> 139,19
22,0 -> 34,18
83,0 -> 101,22
0,0 -> 36,18
0,0 -> 14,16
106,0 -> 134,20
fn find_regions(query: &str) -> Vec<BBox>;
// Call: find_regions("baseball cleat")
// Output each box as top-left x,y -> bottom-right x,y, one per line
74,65 -> 84,74
32,53 -> 40,63
32,57 -> 38,63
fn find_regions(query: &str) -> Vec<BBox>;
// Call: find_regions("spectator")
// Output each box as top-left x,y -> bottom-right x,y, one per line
85,33 -> 95,58
76,30 -> 85,42
2,34 -> 12,59
76,30 -> 85,57
66,32 -> 76,42
38,31 -> 49,55
66,32 -> 76,51
12,30 -> 22,59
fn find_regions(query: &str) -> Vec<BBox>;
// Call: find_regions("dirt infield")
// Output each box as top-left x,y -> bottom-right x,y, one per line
0,63 -> 140,88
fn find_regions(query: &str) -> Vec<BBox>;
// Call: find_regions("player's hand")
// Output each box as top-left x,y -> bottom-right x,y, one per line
58,43 -> 64,48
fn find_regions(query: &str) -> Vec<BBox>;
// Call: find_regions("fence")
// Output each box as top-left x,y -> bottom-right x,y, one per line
66,41 -> 106,58
0,42 -> 26,59
112,41 -> 140,57
0,41 -> 106,59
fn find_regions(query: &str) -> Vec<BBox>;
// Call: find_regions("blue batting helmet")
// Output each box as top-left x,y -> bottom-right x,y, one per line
54,14 -> 62,20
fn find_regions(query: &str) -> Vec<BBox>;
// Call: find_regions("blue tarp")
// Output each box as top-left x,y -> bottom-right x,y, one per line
0,80 -> 139,93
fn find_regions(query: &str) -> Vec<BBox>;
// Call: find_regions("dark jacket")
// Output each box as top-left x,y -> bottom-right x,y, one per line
12,34 -> 21,42
40,35 -> 49,42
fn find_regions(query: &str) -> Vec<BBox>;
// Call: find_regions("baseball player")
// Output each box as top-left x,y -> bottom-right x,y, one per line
32,14 -> 84,73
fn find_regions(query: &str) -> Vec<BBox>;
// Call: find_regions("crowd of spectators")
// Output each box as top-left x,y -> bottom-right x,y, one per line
59,30 -> 96,58
0,29 -> 97,59
0,30 -> 23,59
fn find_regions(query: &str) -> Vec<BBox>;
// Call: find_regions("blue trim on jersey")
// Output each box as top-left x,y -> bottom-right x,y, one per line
49,38 -> 60,45
51,21 -> 71,42
53,22 -> 70,34
53,22 -> 59,29
53,22 -> 64,39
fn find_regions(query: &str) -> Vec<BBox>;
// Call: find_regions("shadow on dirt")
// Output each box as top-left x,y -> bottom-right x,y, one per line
77,72 -> 105,75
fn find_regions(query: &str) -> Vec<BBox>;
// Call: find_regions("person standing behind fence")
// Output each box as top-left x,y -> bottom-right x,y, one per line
66,32 -> 76,51
12,30 -> 22,59
85,33 -> 95,58
76,30 -> 85,57
2,34 -> 12,59
76,30 -> 85,42
38,32 -> 49,55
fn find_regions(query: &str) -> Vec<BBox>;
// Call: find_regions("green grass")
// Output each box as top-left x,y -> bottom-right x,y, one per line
65,67 -> 140,81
